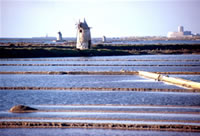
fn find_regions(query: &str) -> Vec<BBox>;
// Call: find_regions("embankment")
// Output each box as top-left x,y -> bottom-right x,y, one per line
0,87 -> 199,93
0,121 -> 200,132
0,64 -> 199,66
0,44 -> 200,58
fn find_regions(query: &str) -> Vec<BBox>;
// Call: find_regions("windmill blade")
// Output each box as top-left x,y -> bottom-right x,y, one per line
76,27 -> 78,40
75,19 -> 81,41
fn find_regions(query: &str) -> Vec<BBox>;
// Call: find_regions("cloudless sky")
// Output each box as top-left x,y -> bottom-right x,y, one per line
0,0 -> 200,38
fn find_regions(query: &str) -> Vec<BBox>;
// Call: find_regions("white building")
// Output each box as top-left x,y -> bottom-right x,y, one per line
167,26 -> 193,38
57,31 -> 63,41
102,36 -> 106,43
178,26 -> 184,32
76,19 -> 91,49
167,31 -> 184,38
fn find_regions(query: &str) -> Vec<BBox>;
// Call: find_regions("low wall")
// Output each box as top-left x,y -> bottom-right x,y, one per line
0,87 -> 199,93
138,71 -> 200,89
1,64 -> 199,66
0,121 -> 200,132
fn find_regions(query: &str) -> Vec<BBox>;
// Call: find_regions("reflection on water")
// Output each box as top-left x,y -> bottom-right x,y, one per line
0,128 -> 200,136
1,54 -> 200,60
0,55 -> 200,135
0,75 -> 183,89
1,108 -> 200,121
0,55 -> 200,72
1,66 -> 200,72
0,90 -> 200,111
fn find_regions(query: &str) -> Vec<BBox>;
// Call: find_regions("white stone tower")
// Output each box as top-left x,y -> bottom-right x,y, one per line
102,36 -> 106,43
57,31 -> 63,41
76,19 -> 91,49
178,26 -> 184,32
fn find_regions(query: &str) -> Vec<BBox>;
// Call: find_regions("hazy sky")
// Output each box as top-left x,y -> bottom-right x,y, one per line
0,0 -> 200,38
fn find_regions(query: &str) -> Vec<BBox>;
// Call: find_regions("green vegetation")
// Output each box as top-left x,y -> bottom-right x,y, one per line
0,44 -> 200,58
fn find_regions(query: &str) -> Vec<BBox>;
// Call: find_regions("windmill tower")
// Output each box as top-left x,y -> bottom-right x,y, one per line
57,31 -> 63,41
76,19 -> 91,49
102,36 -> 106,43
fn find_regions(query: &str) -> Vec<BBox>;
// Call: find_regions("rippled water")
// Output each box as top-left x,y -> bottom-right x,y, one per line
1,55 -> 200,72
1,55 -> 200,136
1,90 -> 200,111
1,54 -> 200,60
0,55 -> 200,110
1,65 -> 200,72
1,105 -> 200,121
0,74 -> 183,89
1,128 -> 200,136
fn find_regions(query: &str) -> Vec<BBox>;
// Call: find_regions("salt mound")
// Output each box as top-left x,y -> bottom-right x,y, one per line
10,105 -> 37,113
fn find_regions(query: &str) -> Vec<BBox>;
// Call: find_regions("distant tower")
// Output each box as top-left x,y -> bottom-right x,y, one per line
76,19 -> 91,49
178,26 -> 184,32
102,36 -> 106,43
57,31 -> 63,41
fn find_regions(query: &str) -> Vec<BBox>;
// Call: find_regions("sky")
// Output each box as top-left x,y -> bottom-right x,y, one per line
0,0 -> 200,38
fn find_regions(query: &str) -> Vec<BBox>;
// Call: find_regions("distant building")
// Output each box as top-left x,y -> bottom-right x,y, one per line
167,26 -> 193,38
184,31 -> 192,36
57,31 -> 63,41
178,26 -> 184,32
194,33 -> 200,36
54,31 -> 65,42
102,36 -> 106,43
76,19 -> 91,49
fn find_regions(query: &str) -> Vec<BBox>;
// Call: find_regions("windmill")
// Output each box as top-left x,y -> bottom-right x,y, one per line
75,19 -> 91,49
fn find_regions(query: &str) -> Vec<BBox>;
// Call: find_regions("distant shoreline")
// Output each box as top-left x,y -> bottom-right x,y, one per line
0,44 -> 200,58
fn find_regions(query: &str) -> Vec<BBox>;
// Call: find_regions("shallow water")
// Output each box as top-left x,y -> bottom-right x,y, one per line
1,55 -> 200,135
1,54 -> 200,60
1,104 -> 200,122
1,66 -> 200,72
1,55 -> 200,72
0,60 -> 199,65
1,90 -> 200,111
0,74 -> 183,89
1,128 -> 199,136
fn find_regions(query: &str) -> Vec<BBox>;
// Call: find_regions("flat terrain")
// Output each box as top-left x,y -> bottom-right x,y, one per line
0,44 -> 200,58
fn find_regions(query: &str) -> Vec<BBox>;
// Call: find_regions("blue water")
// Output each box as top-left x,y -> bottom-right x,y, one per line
1,90 -> 200,111
0,54 -> 200,111
0,74 -> 184,89
0,54 -> 200,136
1,128 -> 199,136
1,38 -> 200,45
1,55 -> 200,72
110,40 -> 200,45
1,54 -> 200,60
1,65 -> 200,72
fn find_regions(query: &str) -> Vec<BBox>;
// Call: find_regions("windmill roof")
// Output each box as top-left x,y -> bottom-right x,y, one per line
78,19 -> 90,29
